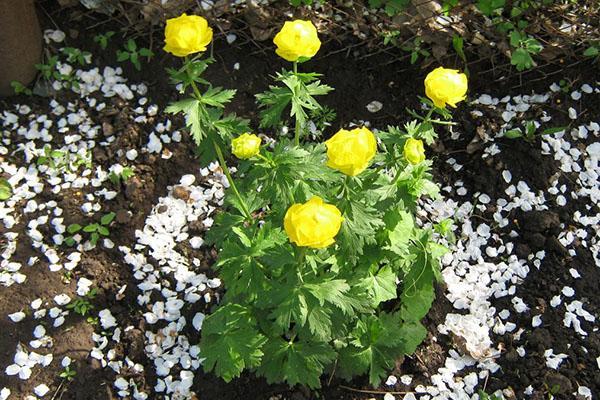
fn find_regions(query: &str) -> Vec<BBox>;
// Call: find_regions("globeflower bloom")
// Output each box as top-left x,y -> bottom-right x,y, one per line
231,133 -> 262,159
273,20 -> 321,62
403,138 -> 425,165
424,67 -> 468,108
284,196 -> 343,249
163,13 -> 213,57
325,127 -> 377,176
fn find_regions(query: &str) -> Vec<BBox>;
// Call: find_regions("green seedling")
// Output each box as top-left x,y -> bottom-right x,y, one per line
402,37 -> 431,65
65,212 -> 116,247
117,39 -> 154,71
0,179 -> 13,201
94,31 -> 115,50
369,0 -> 410,16
504,121 -> 565,142
509,31 -> 543,71
59,366 -> 77,381
66,288 -> 98,317
36,146 -> 91,172
109,167 -> 135,185
10,81 -> 32,96
60,47 -> 92,66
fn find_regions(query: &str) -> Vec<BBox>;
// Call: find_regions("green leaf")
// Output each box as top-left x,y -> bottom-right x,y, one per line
511,48 -> 535,71
201,304 -> 267,382
139,48 -> 154,57
126,38 -> 137,52
101,212 -> 116,226
584,46 -> 599,57
97,226 -> 110,236
355,266 -> 398,306
384,209 -> 414,256
64,237 -> 76,246
83,224 -> 98,233
256,338 -> 336,389
504,128 -> 523,139
67,224 -> 82,234
541,127 -> 565,136
256,84 -> 293,128
476,0 -> 505,16
201,87 -> 236,108
0,179 -> 13,201
399,244 -> 436,323
90,232 -> 100,245
304,279 -> 359,316
116,51 -> 130,62
165,99 -> 206,145
269,285 -> 309,331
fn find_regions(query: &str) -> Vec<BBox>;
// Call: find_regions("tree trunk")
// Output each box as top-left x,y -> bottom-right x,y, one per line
0,0 -> 42,97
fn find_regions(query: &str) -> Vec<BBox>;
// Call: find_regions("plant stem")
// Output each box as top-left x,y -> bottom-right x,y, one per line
184,56 -> 203,99
292,61 -> 301,146
212,140 -> 253,221
256,153 -> 275,166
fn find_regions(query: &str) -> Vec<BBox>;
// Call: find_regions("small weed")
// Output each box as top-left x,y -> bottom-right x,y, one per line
93,31 -> 115,50
66,288 -> 98,317
509,31 -> 543,71
10,81 -> 32,96
0,179 -> 13,201
36,146 -> 91,173
60,47 -> 92,66
59,366 -> 77,381
109,167 -> 135,185
504,121 -> 565,142
117,39 -> 154,71
369,0 -> 410,16
65,212 -> 116,247
402,37 -> 431,65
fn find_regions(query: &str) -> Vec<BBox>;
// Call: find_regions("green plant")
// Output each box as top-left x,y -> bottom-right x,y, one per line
478,390 -> 503,400
65,212 -> 116,247
402,37 -> 431,65
10,81 -> 32,96
309,105 -> 336,133
66,288 -> 98,317
93,31 -> 115,50
36,146 -> 91,172
289,0 -> 323,5
59,366 -> 77,381
0,179 -> 13,201
369,0 -> 410,16
117,39 -> 154,71
504,121 -> 565,142
109,167 -> 135,185
35,55 -> 59,80
509,30 -> 543,71
60,47 -> 92,66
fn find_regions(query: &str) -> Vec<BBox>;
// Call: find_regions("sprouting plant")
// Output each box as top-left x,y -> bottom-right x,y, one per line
109,167 -> 135,185
36,146 -> 91,172
60,47 -> 92,66
10,81 -> 32,96
117,39 -> 154,71
477,390 -> 503,400
368,0 -> 410,16
66,288 -> 98,317
504,121 -> 565,142
441,0 -> 458,14
59,366 -> 77,381
93,31 -> 115,50
0,179 -> 13,201
434,218 -> 456,243
65,212 -> 116,247
509,30 -> 543,71
35,55 -> 59,80
401,37 -> 431,65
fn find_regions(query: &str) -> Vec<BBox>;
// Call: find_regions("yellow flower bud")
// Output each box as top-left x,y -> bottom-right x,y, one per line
231,133 -> 262,159
403,138 -> 425,165
325,127 -> 377,176
163,13 -> 213,57
424,67 -> 468,108
273,20 -> 321,62
284,196 -> 343,248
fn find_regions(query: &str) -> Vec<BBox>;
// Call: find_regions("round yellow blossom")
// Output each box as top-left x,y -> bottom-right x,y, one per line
163,13 -> 213,57
424,67 -> 468,108
231,133 -> 262,159
403,138 -> 425,165
273,20 -> 321,62
284,196 -> 343,249
325,127 -> 377,176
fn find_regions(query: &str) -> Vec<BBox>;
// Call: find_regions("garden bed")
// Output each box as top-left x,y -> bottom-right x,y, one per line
0,2 -> 599,400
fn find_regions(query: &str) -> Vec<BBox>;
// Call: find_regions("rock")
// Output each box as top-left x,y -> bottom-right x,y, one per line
102,121 -> 114,137
115,209 -> 130,224
125,177 -> 143,201
173,185 -> 190,201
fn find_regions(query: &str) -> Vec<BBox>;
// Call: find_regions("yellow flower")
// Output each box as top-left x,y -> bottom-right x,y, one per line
231,133 -> 262,159
424,67 -> 468,108
273,20 -> 321,62
284,196 -> 343,248
403,138 -> 425,165
163,13 -> 213,57
325,127 -> 377,176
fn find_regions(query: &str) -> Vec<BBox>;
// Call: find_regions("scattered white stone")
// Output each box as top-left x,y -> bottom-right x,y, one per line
366,100 -> 383,113
34,384 -> 50,397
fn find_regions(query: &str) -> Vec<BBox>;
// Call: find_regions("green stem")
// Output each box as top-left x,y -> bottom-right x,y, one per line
185,56 -> 203,100
292,61 -> 301,146
256,153 -> 275,166
213,140 -> 253,221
